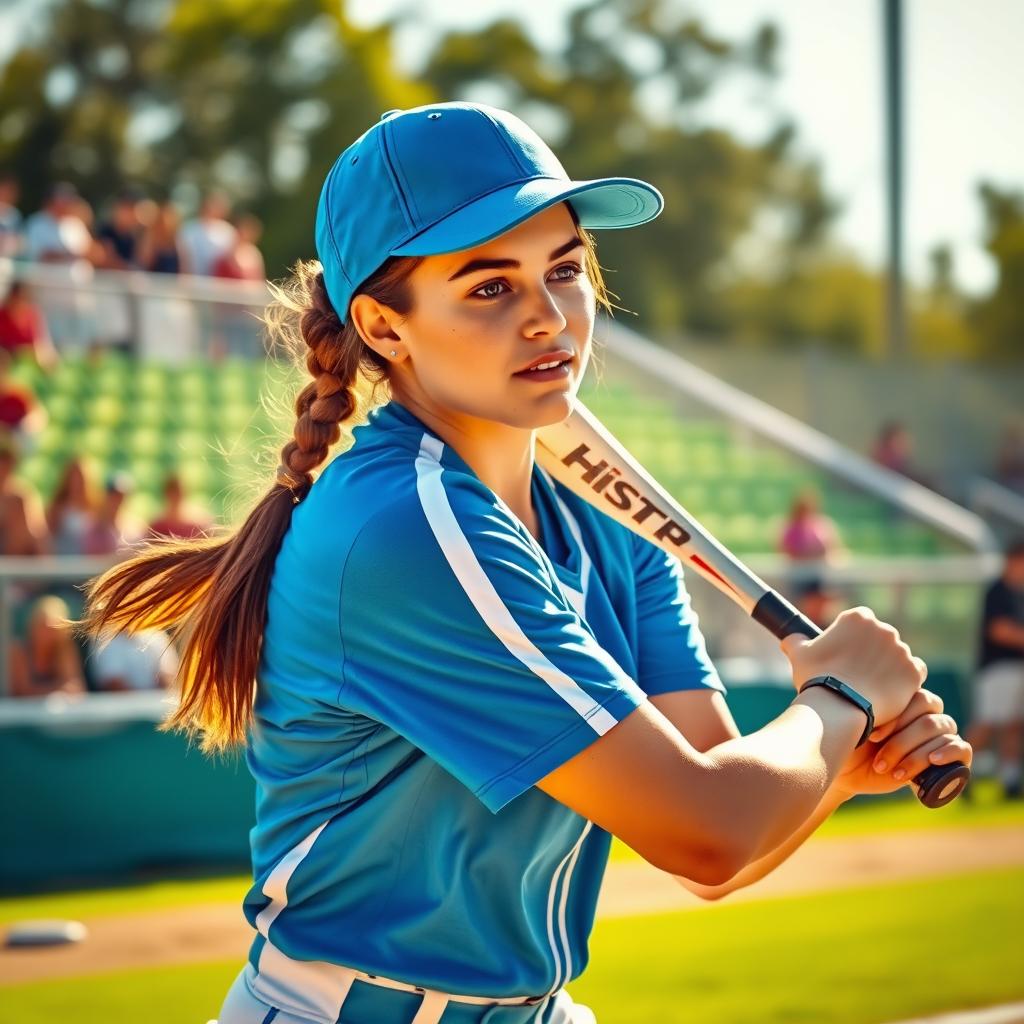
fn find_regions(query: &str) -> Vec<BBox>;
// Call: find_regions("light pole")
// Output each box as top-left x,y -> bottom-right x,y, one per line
883,0 -> 907,359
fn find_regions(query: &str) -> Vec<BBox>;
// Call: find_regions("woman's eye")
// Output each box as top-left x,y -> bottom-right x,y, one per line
551,262 -> 583,281
474,280 -> 506,299
470,263 -> 584,300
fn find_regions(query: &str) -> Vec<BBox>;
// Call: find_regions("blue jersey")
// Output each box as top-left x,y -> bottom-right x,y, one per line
241,398 -> 724,1019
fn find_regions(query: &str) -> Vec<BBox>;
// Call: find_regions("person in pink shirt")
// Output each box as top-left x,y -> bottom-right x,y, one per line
779,489 -> 843,561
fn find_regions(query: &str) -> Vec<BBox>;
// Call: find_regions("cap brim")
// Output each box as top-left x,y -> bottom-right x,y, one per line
389,176 -> 663,257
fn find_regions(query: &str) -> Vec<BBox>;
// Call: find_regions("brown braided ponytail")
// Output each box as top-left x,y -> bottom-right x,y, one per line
78,255 -> 422,752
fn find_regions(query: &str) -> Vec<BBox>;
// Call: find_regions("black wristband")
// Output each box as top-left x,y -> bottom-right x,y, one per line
798,674 -> 875,748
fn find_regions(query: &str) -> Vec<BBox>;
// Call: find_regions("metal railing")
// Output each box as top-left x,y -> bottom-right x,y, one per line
600,318 -> 1000,555
0,552 -> 997,698
1,257 -> 272,362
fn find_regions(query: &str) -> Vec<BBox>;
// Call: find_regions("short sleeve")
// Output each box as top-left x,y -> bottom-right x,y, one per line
630,531 -> 725,697
338,476 -> 647,813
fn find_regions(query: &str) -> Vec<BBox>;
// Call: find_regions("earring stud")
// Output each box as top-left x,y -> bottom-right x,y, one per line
390,350 -> 397,357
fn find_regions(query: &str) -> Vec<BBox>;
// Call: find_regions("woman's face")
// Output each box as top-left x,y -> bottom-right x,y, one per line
372,202 -> 595,431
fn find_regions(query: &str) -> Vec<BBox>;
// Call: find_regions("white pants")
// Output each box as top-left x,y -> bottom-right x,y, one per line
975,661 -> 1024,725
215,962 -> 597,1024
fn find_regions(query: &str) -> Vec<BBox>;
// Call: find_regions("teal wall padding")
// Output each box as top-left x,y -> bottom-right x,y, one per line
1,667 -> 966,886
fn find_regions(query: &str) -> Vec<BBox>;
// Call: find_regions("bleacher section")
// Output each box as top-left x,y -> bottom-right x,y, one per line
578,381 -> 967,558
9,353 -> 970,560
10,351 -> 283,526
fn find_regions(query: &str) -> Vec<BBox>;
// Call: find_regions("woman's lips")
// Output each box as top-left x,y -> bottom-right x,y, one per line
516,354 -> 573,382
513,357 -> 572,382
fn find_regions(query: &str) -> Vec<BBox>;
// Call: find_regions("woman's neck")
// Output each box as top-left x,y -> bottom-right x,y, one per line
393,393 -> 537,532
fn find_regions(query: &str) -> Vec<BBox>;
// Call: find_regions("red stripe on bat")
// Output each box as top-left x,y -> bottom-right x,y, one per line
690,554 -> 740,596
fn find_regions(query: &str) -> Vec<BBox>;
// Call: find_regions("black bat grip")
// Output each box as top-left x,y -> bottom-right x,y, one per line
751,591 -> 969,809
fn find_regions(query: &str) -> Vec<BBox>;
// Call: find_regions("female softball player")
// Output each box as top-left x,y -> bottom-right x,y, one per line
82,102 -> 970,1024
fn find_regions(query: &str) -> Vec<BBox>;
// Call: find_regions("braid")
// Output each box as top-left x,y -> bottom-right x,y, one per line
77,255 -> 422,752
276,273 -> 358,501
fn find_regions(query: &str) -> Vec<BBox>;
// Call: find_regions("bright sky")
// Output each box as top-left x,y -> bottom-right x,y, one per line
4,0 -> 1023,295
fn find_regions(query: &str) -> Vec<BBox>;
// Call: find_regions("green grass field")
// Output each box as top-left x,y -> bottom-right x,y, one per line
3,867 -> 1021,1024
3,788 -> 1022,1023
4,788 -> 1019,922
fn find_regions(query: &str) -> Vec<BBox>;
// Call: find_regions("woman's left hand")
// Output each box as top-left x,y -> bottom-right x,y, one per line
832,688 -> 973,798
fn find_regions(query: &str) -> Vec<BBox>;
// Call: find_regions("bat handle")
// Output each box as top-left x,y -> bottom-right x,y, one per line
751,592 -> 970,809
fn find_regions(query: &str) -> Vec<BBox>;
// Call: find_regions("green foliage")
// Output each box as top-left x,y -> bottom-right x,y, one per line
967,181 -> 1024,359
0,0 -> 1012,358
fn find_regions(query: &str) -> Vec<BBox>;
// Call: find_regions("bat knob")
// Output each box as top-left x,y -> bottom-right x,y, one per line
912,761 -> 971,808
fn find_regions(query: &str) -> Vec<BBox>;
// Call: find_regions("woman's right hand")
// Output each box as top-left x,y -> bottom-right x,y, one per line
779,606 -> 927,726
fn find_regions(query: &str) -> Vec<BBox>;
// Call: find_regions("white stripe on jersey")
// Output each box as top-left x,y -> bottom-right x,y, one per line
555,820 -> 591,988
544,839 -> 577,993
539,465 -> 593,605
254,819 -> 329,936
253,939 -> 355,1021
414,433 -> 618,735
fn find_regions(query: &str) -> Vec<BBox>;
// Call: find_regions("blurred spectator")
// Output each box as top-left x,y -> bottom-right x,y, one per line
179,191 -> 237,277
965,538 -> 1024,799
137,199 -> 185,274
82,471 -> 141,555
0,437 -> 49,557
94,188 -> 147,354
779,488 -> 844,562
88,628 -> 179,692
0,349 -> 46,450
148,472 -> 211,540
994,422 -> 1024,496
870,420 -> 933,489
213,213 -> 265,281
23,182 -> 95,351
0,280 -> 60,372
792,580 -> 842,631
0,173 -> 23,258
8,594 -> 86,698
211,212 -> 266,358
46,456 -> 101,556
72,194 -> 101,258
24,182 -> 92,264
95,186 -> 145,270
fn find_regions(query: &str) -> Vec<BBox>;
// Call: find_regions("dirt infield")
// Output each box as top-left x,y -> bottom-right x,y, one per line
2,825 -> 1023,986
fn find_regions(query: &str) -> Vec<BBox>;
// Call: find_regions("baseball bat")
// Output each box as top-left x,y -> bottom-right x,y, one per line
535,400 -> 970,809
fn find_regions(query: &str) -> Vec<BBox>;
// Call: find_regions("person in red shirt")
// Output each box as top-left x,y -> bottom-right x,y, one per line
212,213 -> 266,282
0,349 -> 46,446
210,213 -> 266,359
0,281 -> 60,372
147,472 -> 211,541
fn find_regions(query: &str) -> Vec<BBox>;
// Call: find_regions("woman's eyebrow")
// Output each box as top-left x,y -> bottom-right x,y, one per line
446,237 -> 583,281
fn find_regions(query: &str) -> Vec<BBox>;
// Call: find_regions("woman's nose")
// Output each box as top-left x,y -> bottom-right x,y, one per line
523,285 -> 568,335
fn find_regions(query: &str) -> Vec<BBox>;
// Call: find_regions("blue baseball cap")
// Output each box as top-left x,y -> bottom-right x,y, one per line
314,101 -> 664,322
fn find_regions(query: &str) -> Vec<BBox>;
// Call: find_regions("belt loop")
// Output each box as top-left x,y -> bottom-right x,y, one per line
411,990 -> 449,1024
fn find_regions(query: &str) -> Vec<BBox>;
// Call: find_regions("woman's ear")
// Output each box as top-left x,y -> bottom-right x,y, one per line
349,293 -> 404,362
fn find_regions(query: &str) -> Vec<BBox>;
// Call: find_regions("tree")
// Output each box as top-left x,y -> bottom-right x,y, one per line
968,181 -> 1024,359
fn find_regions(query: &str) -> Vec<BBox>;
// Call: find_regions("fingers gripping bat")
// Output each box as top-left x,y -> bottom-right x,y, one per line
536,400 -> 970,809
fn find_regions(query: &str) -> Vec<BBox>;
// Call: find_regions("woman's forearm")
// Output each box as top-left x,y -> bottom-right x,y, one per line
703,687 -> 866,873
677,785 -> 849,900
